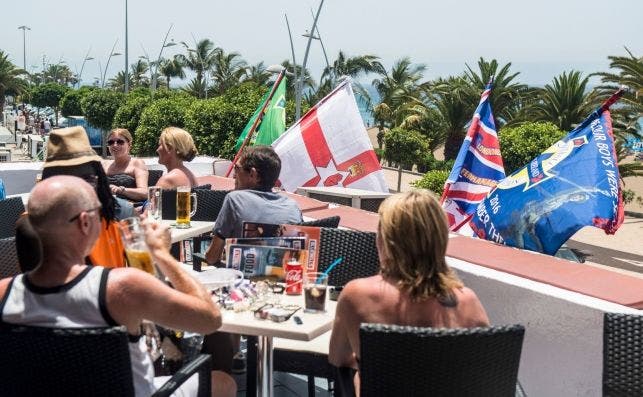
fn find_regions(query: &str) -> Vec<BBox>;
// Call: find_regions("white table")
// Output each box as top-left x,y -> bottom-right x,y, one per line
162,220 -> 215,244
219,293 -> 336,397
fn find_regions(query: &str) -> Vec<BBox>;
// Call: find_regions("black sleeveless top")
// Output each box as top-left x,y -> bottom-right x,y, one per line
107,173 -> 136,188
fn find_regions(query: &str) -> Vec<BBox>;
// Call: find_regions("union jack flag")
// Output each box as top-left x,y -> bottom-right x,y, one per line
440,81 -> 505,232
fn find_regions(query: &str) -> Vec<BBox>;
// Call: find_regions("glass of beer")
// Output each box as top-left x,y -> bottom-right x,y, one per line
118,217 -> 155,275
147,186 -> 162,221
303,272 -> 328,313
176,186 -> 197,229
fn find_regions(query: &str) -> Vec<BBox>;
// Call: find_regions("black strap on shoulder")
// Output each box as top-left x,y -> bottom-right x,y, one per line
98,267 -> 118,326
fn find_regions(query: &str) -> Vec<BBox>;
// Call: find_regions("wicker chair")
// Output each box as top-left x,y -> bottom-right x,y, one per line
317,228 -> 379,286
161,185 -> 212,220
359,323 -> 525,397
192,190 -> 230,222
270,227 -> 380,396
0,237 -> 20,278
147,169 -> 164,187
298,215 -> 341,228
0,197 -> 26,239
0,324 -> 212,397
603,312 -> 643,396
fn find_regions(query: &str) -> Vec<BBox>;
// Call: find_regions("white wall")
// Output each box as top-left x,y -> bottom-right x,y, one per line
448,258 -> 641,396
0,156 -> 224,195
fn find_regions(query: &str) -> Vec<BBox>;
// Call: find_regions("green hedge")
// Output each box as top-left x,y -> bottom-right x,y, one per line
112,95 -> 153,140
81,89 -> 125,130
498,121 -> 566,174
133,95 -> 195,156
411,170 -> 449,196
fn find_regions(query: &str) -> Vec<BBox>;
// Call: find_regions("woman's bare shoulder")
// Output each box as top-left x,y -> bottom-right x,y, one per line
130,157 -> 148,169
343,275 -> 384,299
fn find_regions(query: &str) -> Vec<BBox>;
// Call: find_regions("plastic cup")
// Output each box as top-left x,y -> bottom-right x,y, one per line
303,272 -> 328,313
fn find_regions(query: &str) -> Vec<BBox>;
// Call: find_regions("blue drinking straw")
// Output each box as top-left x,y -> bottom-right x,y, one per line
318,257 -> 343,283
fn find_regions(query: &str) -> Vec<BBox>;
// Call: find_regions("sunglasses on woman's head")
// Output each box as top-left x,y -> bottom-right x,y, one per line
107,139 -> 126,146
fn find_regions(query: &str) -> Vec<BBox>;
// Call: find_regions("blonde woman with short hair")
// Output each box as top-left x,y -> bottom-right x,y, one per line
329,190 -> 490,394
156,127 -> 199,188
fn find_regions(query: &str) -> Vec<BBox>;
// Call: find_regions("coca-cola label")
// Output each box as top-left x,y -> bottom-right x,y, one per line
285,263 -> 303,295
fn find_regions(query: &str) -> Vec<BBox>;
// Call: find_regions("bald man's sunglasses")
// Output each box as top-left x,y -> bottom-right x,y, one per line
68,205 -> 102,223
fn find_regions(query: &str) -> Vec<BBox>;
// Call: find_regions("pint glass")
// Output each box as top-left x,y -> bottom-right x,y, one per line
176,186 -> 197,229
147,186 -> 162,221
118,217 -> 155,275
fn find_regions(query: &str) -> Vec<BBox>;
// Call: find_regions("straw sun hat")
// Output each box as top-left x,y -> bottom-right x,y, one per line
43,126 -> 102,168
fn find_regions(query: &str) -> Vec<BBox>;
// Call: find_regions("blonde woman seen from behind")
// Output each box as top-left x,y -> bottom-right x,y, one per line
102,128 -> 149,201
156,127 -> 199,189
329,190 -> 490,395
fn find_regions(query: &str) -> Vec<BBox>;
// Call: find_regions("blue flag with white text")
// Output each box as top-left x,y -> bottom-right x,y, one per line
469,107 -> 624,255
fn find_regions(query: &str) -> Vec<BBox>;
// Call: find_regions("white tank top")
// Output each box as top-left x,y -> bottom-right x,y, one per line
0,266 -> 156,397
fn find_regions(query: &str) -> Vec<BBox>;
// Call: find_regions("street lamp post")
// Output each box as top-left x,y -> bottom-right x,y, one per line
295,0 -> 325,121
18,25 -> 31,72
101,40 -> 122,88
150,24 -> 175,94
124,0 -> 129,93
77,47 -> 94,88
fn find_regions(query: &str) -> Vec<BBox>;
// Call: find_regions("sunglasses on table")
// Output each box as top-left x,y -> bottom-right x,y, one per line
107,139 -> 126,146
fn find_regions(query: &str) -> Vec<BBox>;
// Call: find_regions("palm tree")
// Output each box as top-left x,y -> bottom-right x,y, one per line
181,77 -> 207,98
315,51 -> 384,101
176,39 -> 219,98
244,62 -> 271,87
43,63 -> 75,86
0,51 -> 27,112
524,70 -> 600,132
280,60 -> 315,104
108,71 -> 128,92
593,48 -> 642,140
209,49 -> 247,95
593,48 -> 643,179
372,57 -> 426,129
129,60 -> 150,88
428,76 -> 479,160
159,56 -> 185,89
464,58 -> 534,127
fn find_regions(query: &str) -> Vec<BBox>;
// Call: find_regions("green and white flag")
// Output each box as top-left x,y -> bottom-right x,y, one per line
235,77 -> 287,150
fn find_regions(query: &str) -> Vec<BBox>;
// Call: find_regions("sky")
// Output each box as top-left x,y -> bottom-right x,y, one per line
2,0 -> 641,88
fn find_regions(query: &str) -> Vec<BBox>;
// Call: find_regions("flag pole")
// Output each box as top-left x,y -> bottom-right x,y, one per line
225,70 -> 286,177
598,86 -> 625,113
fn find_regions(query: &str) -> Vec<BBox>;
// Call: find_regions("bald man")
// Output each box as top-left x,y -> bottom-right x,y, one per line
0,176 -> 236,397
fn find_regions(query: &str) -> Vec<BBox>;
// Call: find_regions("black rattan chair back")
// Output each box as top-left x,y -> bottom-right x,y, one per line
0,325 -> 135,397
192,190 -> 230,221
318,228 -> 379,287
0,237 -> 20,278
161,185 -> 212,220
299,216 -> 340,228
148,169 -> 164,186
359,323 -> 525,397
0,197 -> 25,239
603,312 -> 643,396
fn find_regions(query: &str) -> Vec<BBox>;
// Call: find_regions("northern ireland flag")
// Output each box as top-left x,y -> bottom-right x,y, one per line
273,80 -> 388,193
